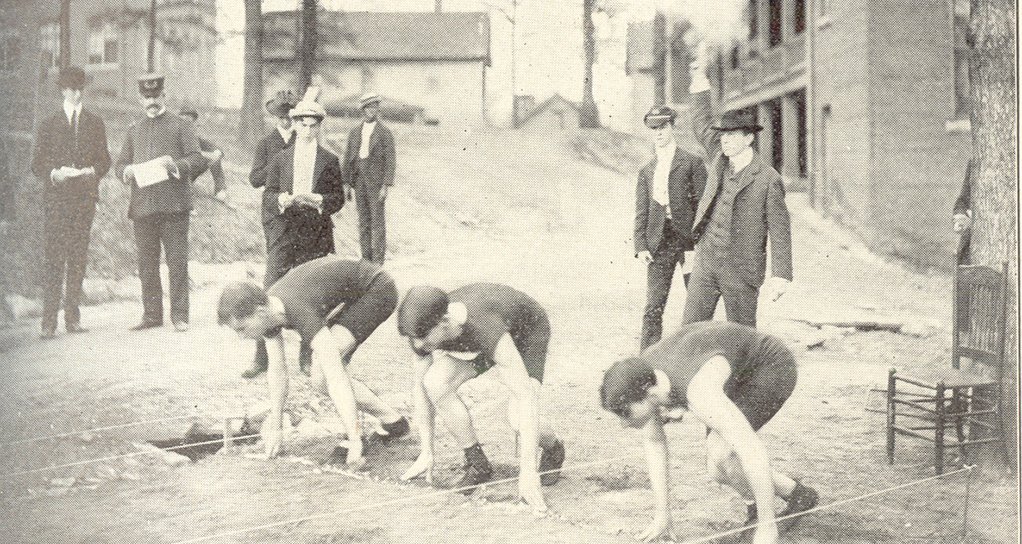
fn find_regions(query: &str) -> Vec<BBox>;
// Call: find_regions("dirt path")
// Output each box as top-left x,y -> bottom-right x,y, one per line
0,130 -> 1015,544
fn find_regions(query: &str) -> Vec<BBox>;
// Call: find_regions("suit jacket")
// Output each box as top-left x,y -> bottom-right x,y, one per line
634,146 -> 707,254
31,107 -> 111,202
261,144 -> 345,256
691,90 -> 792,285
249,129 -> 294,189
114,112 -> 208,219
0,136 -> 13,222
341,121 -> 396,188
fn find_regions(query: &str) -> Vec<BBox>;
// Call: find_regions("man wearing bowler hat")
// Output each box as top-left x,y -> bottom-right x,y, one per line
682,49 -> 792,329
115,73 -> 207,332
31,65 -> 111,339
242,90 -> 297,378
635,105 -> 706,350
252,92 -> 345,378
342,93 -> 395,263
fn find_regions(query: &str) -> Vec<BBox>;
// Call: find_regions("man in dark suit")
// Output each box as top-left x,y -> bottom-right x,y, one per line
250,96 -> 344,377
682,53 -> 792,329
249,91 -> 296,190
342,93 -> 395,263
0,135 -> 15,326
635,106 -> 707,350
179,106 -> 227,201
115,73 -> 208,332
30,66 -> 111,339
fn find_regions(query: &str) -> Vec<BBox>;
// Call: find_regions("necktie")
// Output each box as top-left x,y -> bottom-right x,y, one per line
71,110 -> 79,161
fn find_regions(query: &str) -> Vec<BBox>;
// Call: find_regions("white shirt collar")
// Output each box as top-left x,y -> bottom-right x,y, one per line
730,147 -> 754,173
448,302 -> 468,327
63,101 -> 82,123
146,106 -> 167,119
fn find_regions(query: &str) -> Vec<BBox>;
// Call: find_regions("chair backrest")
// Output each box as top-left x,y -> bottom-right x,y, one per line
952,263 -> 1009,376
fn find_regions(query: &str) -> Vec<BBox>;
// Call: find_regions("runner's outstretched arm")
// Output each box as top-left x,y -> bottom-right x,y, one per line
402,354 -> 436,482
638,417 -> 677,543
310,328 -> 363,466
265,334 -> 289,457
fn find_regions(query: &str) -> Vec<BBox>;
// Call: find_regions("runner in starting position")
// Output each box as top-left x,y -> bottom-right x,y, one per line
218,256 -> 410,466
396,283 -> 565,511
601,321 -> 818,544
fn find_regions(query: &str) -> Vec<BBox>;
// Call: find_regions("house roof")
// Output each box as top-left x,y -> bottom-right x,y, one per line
263,11 -> 490,65
518,93 -> 579,126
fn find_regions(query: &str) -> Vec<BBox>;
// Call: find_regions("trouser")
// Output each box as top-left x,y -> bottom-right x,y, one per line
640,222 -> 689,351
42,197 -> 97,330
681,245 -> 760,328
134,212 -> 190,324
252,234 -> 328,370
354,173 -> 387,263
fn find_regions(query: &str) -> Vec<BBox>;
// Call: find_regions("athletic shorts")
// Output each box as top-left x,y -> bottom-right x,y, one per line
723,338 -> 797,431
471,312 -> 551,384
329,272 -> 398,346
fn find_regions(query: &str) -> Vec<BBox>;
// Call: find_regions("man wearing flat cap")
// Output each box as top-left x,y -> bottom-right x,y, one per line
115,73 -> 208,332
682,48 -> 792,329
342,93 -> 395,263
179,106 -> 227,201
250,93 -> 345,378
635,105 -> 707,350
396,283 -> 565,512
31,65 -> 111,339
241,90 -> 297,378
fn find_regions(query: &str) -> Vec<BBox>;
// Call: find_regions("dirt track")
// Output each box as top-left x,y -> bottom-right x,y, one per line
0,128 -> 1016,543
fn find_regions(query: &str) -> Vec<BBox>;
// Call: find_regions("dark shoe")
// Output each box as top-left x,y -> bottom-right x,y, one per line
778,481 -> 818,532
375,417 -> 410,442
241,364 -> 266,379
40,326 -> 57,340
745,502 -> 758,526
173,320 -> 189,332
539,438 -> 565,486
66,323 -> 89,334
130,319 -> 163,331
456,462 -> 493,494
323,436 -> 370,466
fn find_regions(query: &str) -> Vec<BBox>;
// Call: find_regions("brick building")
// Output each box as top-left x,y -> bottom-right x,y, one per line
0,0 -> 217,132
628,0 -> 972,269
262,11 -> 491,127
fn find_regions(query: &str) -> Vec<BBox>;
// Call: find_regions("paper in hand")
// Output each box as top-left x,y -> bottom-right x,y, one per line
133,158 -> 171,188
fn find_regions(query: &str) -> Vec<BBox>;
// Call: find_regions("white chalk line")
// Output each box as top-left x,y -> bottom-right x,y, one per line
0,434 -> 263,478
167,453 -> 642,544
677,465 -> 976,544
0,414 -> 199,447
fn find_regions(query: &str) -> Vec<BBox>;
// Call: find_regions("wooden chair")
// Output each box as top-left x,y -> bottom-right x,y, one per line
887,263 -> 1008,474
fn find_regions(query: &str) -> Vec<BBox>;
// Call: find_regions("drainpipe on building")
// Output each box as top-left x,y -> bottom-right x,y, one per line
807,0 -> 818,208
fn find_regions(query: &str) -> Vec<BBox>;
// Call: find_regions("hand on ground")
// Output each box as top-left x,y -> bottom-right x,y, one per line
518,474 -> 547,512
637,514 -> 676,542
400,453 -> 434,484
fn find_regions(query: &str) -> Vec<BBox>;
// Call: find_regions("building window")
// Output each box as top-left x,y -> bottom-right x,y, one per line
730,45 -> 740,69
794,0 -> 806,34
1,35 -> 20,72
88,23 -> 118,65
768,0 -> 783,46
953,0 -> 971,118
40,22 -> 59,68
749,0 -> 758,39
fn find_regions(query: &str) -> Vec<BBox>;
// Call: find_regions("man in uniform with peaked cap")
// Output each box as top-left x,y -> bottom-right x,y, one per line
115,73 -> 207,332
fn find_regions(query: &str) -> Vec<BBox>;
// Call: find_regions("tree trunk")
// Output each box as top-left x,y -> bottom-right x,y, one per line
298,0 -> 317,92
579,0 -> 600,128
968,0 -> 1017,470
59,0 -> 71,69
239,0 -> 265,145
147,0 -> 157,73
652,10 -> 667,106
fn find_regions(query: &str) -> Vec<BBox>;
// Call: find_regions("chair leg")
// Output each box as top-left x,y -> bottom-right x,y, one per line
887,369 -> 897,465
935,383 -> 946,475
953,389 -> 967,466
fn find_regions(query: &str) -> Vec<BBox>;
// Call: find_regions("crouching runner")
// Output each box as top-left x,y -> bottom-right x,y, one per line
396,283 -> 565,511
600,321 -> 818,544
218,256 -> 410,466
